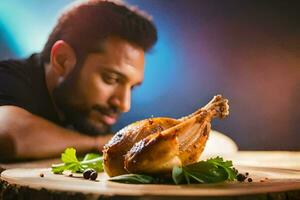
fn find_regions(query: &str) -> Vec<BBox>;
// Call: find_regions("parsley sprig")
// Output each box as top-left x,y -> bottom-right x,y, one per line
51,148 -> 103,174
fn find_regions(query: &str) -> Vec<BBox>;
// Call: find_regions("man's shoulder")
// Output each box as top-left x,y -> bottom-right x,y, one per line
0,57 -> 26,72
0,54 -> 60,123
0,54 -> 44,107
0,54 -> 42,85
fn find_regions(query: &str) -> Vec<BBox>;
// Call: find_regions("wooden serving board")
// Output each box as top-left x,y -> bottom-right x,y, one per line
1,165 -> 300,199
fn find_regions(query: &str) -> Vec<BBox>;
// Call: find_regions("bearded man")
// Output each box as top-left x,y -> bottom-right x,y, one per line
0,0 -> 157,161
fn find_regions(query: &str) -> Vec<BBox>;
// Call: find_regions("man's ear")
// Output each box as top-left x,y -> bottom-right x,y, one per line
50,40 -> 77,79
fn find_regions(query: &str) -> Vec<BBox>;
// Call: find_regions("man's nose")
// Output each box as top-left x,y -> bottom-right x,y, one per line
110,87 -> 131,113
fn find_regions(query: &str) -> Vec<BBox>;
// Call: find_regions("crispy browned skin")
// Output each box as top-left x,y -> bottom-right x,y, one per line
103,118 -> 179,176
103,95 -> 229,177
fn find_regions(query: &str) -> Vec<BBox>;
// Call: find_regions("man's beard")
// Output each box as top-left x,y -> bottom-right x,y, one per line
57,102 -> 112,136
52,73 -> 113,136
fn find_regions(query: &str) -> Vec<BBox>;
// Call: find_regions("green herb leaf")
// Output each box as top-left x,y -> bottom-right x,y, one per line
184,161 -> 227,183
81,155 -> 103,172
61,148 -> 79,163
172,157 -> 238,184
83,153 -> 101,161
206,157 -> 237,181
109,174 -> 155,184
51,163 -> 66,174
51,148 -> 103,174
172,166 -> 184,184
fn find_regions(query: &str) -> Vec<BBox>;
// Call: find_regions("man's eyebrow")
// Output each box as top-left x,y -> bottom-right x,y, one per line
103,68 -> 125,79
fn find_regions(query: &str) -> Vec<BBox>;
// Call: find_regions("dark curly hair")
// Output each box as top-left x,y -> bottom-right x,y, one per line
41,0 -> 157,63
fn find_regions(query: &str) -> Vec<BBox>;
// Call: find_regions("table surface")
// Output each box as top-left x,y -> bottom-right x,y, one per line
2,151 -> 300,170
1,151 -> 300,200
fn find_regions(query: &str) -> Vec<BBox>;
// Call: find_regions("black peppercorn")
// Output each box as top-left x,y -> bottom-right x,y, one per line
83,169 -> 94,179
237,173 -> 247,182
90,171 -> 98,180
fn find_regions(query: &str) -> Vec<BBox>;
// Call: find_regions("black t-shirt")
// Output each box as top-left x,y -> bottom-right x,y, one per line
0,54 -> 61,124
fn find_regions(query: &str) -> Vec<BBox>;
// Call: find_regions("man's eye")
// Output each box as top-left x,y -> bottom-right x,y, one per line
131,85 -> 139,90
103,74 -> 119,84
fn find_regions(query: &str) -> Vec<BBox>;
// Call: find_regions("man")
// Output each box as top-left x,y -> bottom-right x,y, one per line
0,0 -> 157,161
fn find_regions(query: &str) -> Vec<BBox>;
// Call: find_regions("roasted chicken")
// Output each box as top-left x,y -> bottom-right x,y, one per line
103,95 -> 229,177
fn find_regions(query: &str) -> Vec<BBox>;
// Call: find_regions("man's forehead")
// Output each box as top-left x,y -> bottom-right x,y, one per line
95,37 -> 144,65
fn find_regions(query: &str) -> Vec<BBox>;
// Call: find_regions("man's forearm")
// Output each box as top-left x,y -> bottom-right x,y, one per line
0,106 -> 110,160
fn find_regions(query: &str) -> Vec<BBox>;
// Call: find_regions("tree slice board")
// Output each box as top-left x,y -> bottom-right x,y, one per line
1,165 -> 300,198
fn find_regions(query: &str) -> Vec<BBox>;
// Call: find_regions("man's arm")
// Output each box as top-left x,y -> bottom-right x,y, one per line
0,105 -> 112,161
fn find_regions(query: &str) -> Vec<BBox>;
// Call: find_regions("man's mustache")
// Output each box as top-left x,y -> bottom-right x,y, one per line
91,104 -> 120,116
